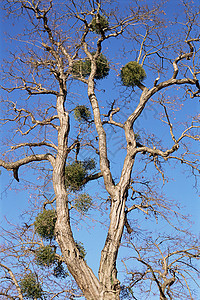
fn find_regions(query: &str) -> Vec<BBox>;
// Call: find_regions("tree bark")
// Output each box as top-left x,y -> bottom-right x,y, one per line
98,190 -> 126,300
53,95 -> 100,299
87,66 -> 137,299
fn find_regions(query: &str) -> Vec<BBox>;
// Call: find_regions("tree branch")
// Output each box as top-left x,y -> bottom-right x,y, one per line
0,153 -> 55,181
11,141 -> 57,151
0,263 -> 23,300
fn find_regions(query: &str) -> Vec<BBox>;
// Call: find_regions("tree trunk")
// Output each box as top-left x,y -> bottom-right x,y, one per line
53,158 -> 100,299
160,294 -> 168,300
54,189 -> 100,299
98,188 -> 127,300
86,77 -> 136,298
53,95 -> 100,299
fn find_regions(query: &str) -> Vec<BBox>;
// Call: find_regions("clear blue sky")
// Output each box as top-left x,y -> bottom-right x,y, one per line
0,0 -> 200,298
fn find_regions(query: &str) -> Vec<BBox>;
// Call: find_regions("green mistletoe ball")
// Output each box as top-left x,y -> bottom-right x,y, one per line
90,15 -> 109,34
74,105 -> 91,122
72,53 -> 109,80
35,245 -> 56,267
65,159 -> 96,192
20,273 -> 43,299
120,61 -> 146,87
34,210 -> 57,241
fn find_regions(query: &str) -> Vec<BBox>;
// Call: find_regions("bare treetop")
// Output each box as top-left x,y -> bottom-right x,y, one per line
0,0 -> 199,299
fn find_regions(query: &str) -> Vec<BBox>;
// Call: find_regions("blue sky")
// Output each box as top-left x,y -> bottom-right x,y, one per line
0,0 -> 200,298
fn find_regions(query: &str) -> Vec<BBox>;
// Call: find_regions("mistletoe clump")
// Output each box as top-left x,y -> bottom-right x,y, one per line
20,273 -> 43,300
72,60 -> 90,78
65,159 -> 96,192
74,193 -> 93,212
65,161 -> 87,192
90,14 -> 109,34
53,261 -> 69,279
35,246 -> 68,279
76,241 -> 87,259
74,105 -> 91,122
72,53 -> 110,80
120,61 -> 146,87
82,158 -> 96,170
35,245 -> 56,267
34,210 -> 57,241
93,53 -> 110,80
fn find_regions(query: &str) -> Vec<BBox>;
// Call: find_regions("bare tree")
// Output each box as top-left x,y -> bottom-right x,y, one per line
0,0 -> 199,299
0,220 -> 82,299
121,234 -> 200,300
